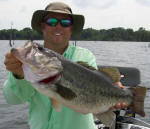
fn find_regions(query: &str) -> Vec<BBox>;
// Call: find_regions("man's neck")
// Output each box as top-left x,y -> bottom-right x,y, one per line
44,42 -> 68,55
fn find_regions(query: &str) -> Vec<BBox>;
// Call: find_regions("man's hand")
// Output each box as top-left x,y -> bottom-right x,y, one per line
109,80 -> 127,110
4,52 -> 24,78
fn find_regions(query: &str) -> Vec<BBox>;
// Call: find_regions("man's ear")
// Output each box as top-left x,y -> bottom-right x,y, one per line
41,23 -> 45,32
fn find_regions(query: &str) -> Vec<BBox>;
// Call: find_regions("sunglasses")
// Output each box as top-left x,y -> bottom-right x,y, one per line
45,18 -> 72,27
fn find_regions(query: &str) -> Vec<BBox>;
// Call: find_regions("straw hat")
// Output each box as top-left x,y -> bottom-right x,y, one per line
31,2 -> 85,36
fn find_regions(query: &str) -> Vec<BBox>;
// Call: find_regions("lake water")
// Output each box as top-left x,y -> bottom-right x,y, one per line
0,40 -> 150,129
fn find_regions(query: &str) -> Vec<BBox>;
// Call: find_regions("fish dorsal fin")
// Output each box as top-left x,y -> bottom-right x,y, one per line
99,67 -> 120,83
77,61 -> 96,70
55,84 -> 77,100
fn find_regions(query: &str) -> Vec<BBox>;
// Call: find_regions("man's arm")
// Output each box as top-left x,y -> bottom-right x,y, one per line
3,52 -> 35,105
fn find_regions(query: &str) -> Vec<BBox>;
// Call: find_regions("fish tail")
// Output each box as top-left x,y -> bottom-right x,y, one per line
130,86 -> 147,117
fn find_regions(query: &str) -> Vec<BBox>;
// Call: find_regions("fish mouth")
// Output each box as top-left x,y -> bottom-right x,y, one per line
38,73 -> 60,84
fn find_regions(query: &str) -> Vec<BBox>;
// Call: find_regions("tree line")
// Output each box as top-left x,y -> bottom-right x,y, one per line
0,27 -> 150,41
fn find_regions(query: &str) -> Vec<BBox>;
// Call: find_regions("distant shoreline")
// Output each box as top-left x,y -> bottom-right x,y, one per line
0,27 -> 150,42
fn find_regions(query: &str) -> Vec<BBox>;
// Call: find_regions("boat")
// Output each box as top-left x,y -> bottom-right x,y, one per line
94,66 -> 150,129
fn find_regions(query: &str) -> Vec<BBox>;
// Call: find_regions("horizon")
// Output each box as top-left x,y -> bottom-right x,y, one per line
0,26 -> 149,32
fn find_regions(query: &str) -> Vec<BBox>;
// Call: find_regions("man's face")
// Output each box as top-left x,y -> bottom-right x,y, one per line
41,13 -> 72,49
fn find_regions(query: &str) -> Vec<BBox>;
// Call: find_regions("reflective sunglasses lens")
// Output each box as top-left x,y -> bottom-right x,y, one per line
46,18 -> 58,26
61,19 -> 72,27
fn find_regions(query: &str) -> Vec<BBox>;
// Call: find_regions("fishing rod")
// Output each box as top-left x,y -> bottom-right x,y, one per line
9,21 -> 15,47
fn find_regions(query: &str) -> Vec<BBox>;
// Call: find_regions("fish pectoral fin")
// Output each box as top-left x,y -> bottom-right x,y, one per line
49,98 -> 62,112
94,111 -> 116,128
55,83 -> 77,100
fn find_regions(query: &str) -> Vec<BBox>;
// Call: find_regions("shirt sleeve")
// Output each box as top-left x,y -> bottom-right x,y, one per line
3,72 -> 35,105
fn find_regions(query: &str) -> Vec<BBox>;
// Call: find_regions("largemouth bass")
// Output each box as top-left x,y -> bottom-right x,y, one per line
11,41 -> 147,127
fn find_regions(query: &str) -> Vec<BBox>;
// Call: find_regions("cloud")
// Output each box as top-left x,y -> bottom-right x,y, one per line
72,0 -> 117,9
19,6 -> 27,13
0,0 -> 8,1
0,0 -> 150,31
136,0 -> 150,7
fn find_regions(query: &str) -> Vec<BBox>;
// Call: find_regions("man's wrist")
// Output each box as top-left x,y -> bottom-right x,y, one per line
13,73 -> 24,79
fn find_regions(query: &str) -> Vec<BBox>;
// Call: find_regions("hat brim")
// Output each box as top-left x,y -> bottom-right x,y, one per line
31,10 -> 85,37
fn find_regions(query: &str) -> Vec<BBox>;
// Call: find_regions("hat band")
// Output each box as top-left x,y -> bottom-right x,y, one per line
46,8 -> 72,14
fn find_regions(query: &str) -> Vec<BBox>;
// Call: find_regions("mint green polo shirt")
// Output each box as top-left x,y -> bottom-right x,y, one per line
3,44 -> 98,129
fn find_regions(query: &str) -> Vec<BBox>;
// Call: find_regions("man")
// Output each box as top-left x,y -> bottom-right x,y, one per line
3,2 -> 126,129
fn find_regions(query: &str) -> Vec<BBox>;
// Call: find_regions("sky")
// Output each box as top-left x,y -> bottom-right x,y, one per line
0,0 -> 150,31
